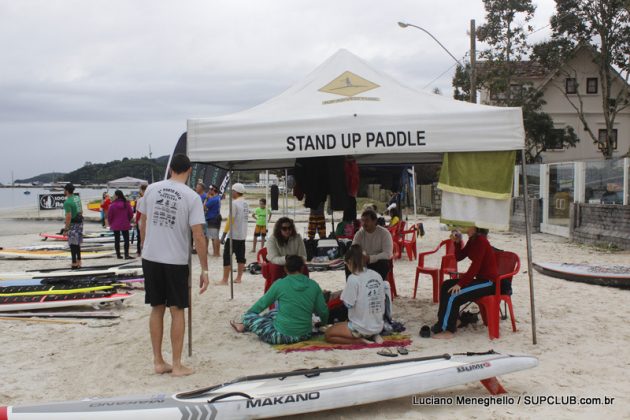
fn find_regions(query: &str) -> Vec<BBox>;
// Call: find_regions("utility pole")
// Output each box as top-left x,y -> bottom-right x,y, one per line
469,19 -> 477,104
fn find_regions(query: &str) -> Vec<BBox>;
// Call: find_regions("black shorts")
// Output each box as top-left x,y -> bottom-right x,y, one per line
142,259 -> 189,308
223,238 -> 246,266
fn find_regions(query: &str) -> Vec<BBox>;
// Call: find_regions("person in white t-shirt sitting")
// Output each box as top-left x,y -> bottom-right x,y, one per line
325,244 -> 386,344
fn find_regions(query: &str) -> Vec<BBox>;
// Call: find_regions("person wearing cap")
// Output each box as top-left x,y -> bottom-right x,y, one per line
218,182 -> 249,285
204,184 -> 223,257
138,153 -> 209,377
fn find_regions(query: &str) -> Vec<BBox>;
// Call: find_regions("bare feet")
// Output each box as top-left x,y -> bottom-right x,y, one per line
372,334 -> 384,344
432,331 -> 455,340
234,277 -> 242,284
214,281 -> 228,286
230,320 -> 245,333
154,362 -> 173,374
171,365 -> 194,377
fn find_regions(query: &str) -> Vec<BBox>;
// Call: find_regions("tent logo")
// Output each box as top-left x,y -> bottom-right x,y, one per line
319,71 -> 380,104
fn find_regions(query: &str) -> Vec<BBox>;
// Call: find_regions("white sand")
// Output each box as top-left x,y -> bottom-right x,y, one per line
1,206 -> 628,419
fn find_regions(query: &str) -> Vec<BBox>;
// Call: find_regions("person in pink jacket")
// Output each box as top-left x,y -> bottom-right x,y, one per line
107,190 -> 134,259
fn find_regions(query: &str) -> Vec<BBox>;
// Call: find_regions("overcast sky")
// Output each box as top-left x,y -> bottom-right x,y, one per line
0,0 -> 557,183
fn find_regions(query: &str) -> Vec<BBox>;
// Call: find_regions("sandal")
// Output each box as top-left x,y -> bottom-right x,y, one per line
377,348 -> 398,357
397,347 -> 409,355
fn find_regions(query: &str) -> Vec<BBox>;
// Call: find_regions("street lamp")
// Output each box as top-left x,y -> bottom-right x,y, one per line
397,22 -> 463,67
398,21 -> 476,103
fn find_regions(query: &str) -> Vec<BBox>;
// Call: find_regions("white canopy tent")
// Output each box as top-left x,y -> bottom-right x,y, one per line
107,176 -> 148,189
186,49 -> 537,344
188,49 -> 523,169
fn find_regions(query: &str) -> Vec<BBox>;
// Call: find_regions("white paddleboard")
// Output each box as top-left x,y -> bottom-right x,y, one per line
2,352 -> 537,419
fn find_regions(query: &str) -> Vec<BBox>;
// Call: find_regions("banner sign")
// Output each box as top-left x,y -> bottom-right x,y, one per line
39,193 -> 76,210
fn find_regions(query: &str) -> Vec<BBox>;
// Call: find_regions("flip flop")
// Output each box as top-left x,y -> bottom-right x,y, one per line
397,347 -> 409,355
377,348 -> 398,357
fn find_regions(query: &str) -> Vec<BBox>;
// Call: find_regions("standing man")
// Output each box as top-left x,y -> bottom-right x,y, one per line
205,184 -> 222,258
139,153 -> 209,377
218,183 -> 248,285
352,208 -> 393,281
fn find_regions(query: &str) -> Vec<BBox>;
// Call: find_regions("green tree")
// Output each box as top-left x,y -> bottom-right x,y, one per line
455,0 -> 579,162
532,0 -> 630,159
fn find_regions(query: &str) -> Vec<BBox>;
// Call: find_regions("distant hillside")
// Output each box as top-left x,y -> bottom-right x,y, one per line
17,156 -> 169,184
15,172 -> 68,184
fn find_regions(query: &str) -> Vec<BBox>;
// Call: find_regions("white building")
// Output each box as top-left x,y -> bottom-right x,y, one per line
480,46 -> 630,163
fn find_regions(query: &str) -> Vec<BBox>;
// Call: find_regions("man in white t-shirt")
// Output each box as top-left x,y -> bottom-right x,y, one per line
139,153 -> 209,377
218,183 -> 249,285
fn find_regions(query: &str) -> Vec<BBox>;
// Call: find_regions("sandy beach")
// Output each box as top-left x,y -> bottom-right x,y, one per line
1,201 -> 628,419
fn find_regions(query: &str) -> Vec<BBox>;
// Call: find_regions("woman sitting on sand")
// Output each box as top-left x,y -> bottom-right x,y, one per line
230,255 -> 328,345
325,244 -> 387,344
432,226 -> 502,339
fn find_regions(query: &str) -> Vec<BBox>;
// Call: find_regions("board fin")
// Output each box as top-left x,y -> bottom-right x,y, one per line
480,377 -> 506,395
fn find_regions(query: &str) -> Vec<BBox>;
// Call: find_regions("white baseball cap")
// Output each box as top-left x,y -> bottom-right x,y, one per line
232,183 -> 246,194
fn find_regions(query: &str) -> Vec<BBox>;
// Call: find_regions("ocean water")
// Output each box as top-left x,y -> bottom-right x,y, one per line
0,187 -> 131,210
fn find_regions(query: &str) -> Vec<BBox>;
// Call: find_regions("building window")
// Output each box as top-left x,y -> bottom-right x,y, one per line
598,129 -> 618,150
565,78 -> 577,94
586,78 -> 598,94
545,129 -> 565,151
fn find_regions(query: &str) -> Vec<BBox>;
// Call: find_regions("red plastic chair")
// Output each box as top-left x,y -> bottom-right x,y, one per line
474,251 -> 520,340
386,242 -> 400,300
257,247 -> 309,294
399,226 -> 418,261
413,239 -> 457,303
387,221 -> 405,259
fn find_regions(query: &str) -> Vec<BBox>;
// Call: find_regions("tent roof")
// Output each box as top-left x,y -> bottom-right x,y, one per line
107,176 -> 148,187
187,49 -> 524,170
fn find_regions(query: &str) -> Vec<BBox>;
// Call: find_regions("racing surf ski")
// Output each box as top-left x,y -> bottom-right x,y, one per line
1,351 -> 537,419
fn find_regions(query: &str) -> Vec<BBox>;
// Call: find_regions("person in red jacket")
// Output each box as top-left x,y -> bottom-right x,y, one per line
432,226 -> 499,339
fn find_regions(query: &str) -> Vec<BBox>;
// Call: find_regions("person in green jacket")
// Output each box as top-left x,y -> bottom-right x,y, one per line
230,255 -> 328,344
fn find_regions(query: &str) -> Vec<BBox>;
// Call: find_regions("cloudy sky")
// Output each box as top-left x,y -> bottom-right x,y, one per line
0,0 -> 557,183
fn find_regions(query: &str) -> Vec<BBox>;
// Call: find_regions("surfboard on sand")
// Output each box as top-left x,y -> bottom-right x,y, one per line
0,292 -> 133,312
0,263 -> 142,281
533,262 -> 630,289
0,249 -> 116,260
1,351 -> 537,419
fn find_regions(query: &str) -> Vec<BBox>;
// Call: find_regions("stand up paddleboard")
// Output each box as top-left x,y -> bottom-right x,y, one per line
1,351 -> 537,419
0,249 -> 116,260
0,263 -> 142,281
533,262 -> 630,289
0,292 -> 132,312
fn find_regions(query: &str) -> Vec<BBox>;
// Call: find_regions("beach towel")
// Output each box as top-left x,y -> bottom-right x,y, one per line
272,333 -> 411,353
438,151 -> 515,230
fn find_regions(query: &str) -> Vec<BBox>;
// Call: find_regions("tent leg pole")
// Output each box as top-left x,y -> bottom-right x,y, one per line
412,165 -> 417,221
185,142 -> 193,357
228,170 -> 234,300
520,149 -> 537,345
